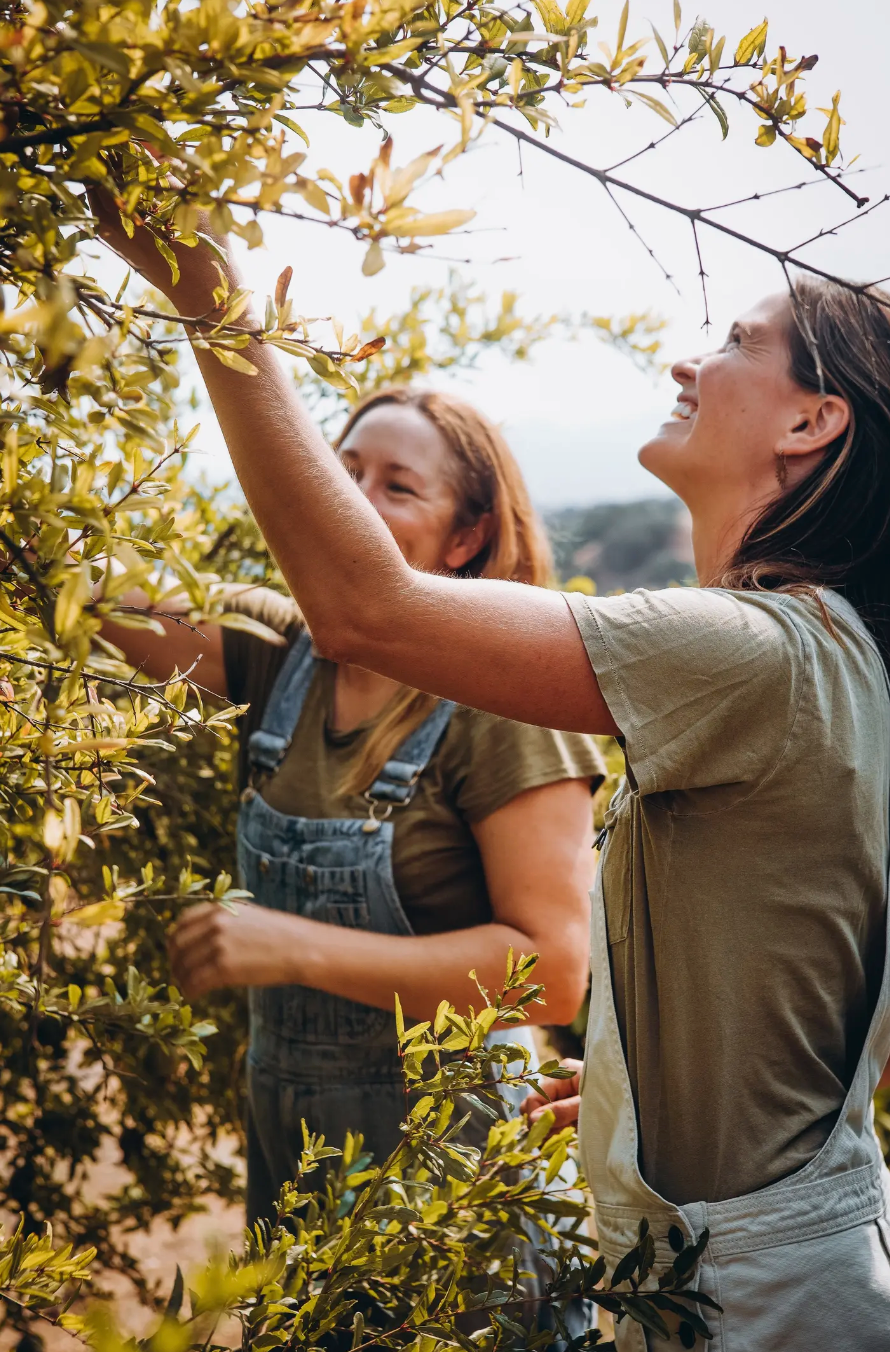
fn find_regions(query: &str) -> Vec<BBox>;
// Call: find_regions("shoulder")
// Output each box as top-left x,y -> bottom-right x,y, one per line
438,705 -> 606,823
565,587 -> 817,797
221,586 -> 305,711
566,585 -> 807,716
566,584 -> 803,662
222,585 -> 304,641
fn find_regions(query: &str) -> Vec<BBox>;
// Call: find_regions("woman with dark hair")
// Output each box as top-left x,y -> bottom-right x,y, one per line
97,190 -> 890,1344
102,378 -> 604,1225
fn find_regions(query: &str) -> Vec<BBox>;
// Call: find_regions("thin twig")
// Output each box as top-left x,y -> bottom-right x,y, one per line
691,218 -> 710,330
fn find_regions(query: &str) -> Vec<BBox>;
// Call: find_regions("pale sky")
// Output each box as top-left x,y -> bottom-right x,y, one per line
178,0 -> 890,507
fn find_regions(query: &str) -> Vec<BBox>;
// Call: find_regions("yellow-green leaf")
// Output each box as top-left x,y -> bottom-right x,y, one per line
631,91 -> 677,126
306,352 -> 359,392
362,241 -> 385,276
735,19 -> 768,66
615,0 -> 629,56
54,567 -> 91,641
649,23 -> 670,66
822,91 -> 842,166
382,209 -> 475,238
66,898 -> 126,927
209,346 -> 258,376
532,0 -> 566,36
154,236 -> 180,288
211,612 -> 288,646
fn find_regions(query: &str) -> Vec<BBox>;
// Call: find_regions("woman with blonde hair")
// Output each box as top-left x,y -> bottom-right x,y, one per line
104,383 -> 604,1222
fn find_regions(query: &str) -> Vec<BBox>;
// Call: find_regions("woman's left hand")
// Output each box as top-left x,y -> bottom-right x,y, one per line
168,901 -> 299,998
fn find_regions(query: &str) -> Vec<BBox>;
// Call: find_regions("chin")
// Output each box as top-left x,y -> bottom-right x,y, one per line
638,430 -> 684,493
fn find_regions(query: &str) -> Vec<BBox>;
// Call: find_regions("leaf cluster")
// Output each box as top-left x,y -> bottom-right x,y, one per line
30,961 -> 720,1352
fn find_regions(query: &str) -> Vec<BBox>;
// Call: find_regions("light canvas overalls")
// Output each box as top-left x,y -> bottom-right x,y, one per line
236,631 -> 537,1223
581,786 -> 890,1350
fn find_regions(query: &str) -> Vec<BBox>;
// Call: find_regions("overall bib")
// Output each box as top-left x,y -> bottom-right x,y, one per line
581,786 -> 890,1350
237,631 -> 536,1223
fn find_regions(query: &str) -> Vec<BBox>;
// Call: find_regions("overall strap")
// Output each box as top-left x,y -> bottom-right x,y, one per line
246,628 -> 315,780
366,699 -> 457,806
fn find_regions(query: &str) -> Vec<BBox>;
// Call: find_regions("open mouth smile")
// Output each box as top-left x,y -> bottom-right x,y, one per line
670,400 -> 697,421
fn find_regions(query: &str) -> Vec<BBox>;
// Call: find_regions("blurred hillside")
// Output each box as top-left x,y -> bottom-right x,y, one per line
545,497 -> 695,592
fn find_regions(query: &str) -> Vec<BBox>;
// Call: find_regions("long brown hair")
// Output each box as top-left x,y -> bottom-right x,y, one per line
722,277 -> 890,675
333,387 -> 552,796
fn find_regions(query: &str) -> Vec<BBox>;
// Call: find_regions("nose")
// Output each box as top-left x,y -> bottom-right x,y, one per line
670,353 -> 703,388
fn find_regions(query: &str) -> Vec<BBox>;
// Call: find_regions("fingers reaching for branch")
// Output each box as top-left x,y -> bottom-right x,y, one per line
522,1057 -> 583,1134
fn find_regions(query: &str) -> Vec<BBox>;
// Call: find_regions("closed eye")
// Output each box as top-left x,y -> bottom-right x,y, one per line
388,481 -> 417,496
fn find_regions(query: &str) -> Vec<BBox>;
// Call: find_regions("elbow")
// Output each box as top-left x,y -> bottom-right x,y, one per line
309,600 -> 386,668
534,948 -> 590,1026
309,568 -> 413,668
309,612 -> 365,666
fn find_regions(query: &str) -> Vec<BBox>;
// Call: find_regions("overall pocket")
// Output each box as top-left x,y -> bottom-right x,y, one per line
600,796 -> 632,946
241,836 -> 392,1045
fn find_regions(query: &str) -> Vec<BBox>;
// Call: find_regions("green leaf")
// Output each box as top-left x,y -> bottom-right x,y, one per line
697,88 -> 729,139
164,1266 -> 185,1319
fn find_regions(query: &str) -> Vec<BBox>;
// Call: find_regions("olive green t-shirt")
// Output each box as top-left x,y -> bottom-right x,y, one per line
222,587 -> 605,936
566,585 -> 890,1206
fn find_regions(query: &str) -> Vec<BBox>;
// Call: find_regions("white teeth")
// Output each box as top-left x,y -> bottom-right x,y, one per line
670,402 -> 696,420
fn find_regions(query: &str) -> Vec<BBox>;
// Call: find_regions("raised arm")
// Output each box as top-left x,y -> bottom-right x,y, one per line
94,205 -> 617,734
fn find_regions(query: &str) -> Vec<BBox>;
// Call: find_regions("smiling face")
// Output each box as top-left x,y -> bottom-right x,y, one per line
338,403 -> 488,574
639,293 -> 810,511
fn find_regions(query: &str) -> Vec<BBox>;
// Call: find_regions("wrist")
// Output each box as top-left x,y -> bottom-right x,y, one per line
269,909 -> 313,986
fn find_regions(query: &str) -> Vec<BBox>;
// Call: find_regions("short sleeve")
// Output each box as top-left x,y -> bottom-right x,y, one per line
564,587 -> 803,796
220,587 -> 304,789
442,710 -> 606,823
221,586 -> 303,708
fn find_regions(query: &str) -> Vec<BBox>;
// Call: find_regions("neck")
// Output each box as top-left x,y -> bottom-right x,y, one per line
331,661 -> 401,732
688,477 -> 782,586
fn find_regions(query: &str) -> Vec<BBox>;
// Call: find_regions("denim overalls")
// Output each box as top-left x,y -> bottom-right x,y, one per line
237,631 -> 536,1222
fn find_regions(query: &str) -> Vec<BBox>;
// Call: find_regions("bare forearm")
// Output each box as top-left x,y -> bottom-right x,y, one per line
189,332 -> 408,640
287,916 -> 584,1025
98,588 -> 227,696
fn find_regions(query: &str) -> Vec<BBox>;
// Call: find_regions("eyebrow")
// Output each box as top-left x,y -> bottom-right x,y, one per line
340,450 -> 421,476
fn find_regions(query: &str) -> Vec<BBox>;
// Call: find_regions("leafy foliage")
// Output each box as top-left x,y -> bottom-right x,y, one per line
14,961 -> 721,1351
0,0 -> 877,1341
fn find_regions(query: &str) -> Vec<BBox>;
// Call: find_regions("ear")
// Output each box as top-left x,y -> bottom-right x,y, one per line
778,393 -> 850,461
443,513 -> 493,570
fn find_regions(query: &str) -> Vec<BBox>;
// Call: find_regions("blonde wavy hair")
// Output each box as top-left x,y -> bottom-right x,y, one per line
333,387 -> 552,796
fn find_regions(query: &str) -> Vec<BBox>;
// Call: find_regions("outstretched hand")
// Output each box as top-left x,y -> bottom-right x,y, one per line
522,1058 -> 583,1133
88,185 -> 232,315
168,900 -> 299,998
